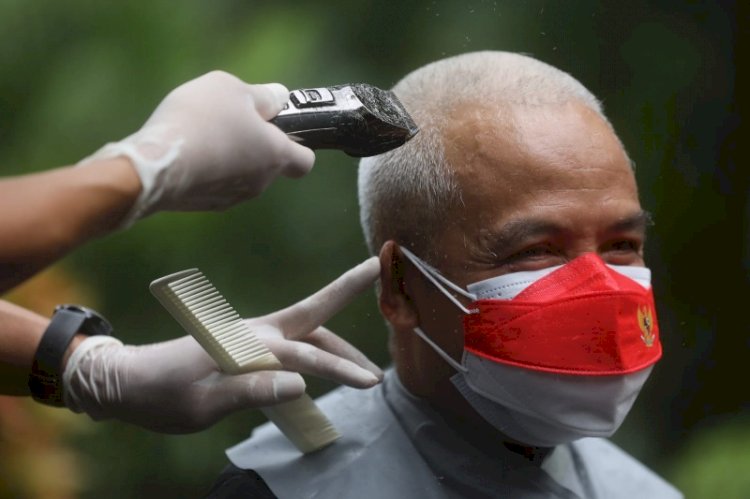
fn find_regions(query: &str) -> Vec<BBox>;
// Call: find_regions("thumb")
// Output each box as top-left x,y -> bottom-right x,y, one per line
251,83 -> 290,121
207,371 -> 306,419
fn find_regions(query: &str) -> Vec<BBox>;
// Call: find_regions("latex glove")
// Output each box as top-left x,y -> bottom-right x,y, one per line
62,257 -> 382,434
80,71 -> 314,226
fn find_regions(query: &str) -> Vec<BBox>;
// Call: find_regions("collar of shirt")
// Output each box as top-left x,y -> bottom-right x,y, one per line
382,369 -> 588,498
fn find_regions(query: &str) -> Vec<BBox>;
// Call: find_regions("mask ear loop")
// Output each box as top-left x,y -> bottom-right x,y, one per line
413,327 -> 468,373
399,246 -> 478,315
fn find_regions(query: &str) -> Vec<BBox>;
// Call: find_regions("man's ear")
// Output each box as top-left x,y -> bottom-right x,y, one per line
378,241 -> 419,330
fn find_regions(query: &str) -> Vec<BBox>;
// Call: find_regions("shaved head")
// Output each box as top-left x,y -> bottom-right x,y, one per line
358,50 -> 615,263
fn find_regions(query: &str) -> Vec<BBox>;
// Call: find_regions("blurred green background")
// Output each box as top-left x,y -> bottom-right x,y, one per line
0,0 -> 745,497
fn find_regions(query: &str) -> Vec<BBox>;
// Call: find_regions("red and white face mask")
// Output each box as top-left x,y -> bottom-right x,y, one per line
400,247 -> 662,447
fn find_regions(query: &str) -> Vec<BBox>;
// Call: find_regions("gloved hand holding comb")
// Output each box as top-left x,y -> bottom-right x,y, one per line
61,257 -> 382,434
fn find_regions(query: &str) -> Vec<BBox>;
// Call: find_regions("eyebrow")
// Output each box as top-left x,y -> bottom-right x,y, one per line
479,209 -> 654,254
608,210 -> 654,234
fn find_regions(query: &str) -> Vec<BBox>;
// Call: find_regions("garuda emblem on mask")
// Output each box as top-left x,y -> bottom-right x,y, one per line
638,305 -> 655,347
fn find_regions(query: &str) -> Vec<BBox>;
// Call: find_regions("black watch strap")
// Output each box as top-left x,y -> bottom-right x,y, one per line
28,305 -> 112,406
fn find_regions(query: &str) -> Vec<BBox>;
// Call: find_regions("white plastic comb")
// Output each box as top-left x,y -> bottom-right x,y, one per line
150,268 -> 341,453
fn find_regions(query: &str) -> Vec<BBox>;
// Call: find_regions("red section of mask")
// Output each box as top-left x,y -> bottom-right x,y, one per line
463,253 -> 662,375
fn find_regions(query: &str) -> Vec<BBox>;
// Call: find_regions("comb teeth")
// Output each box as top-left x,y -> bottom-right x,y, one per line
149,268 -> 341,453
150,269 -> 281,373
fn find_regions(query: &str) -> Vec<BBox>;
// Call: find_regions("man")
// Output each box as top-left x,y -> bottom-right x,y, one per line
213,51 -> 682,498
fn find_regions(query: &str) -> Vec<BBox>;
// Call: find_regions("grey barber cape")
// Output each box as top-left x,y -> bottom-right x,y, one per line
224,369 -> 682,499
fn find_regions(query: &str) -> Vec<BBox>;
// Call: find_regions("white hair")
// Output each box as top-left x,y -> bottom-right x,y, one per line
358,51 -> 609,261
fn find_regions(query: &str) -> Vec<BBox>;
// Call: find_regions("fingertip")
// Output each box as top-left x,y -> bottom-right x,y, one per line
359,256 -> 381,278
367,370 -> 383,386
370,364 -> 385,382
272,371 -> 306,402
352,369 -> 382,389
260,82 -> 290,107
281,144 -> 316,179
251,82 -> 291,120
363,363 -> 384,384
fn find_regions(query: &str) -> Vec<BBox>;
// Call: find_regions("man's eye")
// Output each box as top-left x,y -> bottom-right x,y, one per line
608,240 -> 640,252
601,239 -> 644,265
517,246 -> 555,258
496,245 -> 564,272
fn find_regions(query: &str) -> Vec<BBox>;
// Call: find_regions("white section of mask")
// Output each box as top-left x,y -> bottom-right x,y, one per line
452,356 -> 653,447
467,266 -> 562,300
467,263 -> 651,301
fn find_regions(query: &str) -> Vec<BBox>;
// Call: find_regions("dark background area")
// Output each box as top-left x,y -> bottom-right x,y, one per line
0,1 -> 745,497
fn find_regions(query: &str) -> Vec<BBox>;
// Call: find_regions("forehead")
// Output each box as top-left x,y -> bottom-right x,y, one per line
445,101 -> 635,195
438,101 -> 640,254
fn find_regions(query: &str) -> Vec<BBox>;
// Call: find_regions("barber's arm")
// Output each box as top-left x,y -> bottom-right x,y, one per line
0,299 -> 81,395
0,70 -> 314,292
0,158 -> 140,291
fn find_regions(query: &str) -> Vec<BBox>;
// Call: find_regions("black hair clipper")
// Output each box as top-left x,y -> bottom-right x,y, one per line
270,83 -> 419,157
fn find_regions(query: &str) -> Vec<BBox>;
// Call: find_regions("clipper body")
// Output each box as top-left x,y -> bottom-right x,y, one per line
271,83 -> 418,157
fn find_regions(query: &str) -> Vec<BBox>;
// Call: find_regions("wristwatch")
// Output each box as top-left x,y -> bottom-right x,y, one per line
28,304 -> 113,406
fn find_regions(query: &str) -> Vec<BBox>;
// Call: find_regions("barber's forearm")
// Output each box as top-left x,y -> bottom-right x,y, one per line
0,299 -> 84,396
0,157 -> 141,292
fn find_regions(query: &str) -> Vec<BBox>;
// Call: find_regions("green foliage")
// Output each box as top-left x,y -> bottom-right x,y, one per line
667,416 -> 750,499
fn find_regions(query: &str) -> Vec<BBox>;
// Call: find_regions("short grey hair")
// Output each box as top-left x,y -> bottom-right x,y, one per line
358,51 -> 607,261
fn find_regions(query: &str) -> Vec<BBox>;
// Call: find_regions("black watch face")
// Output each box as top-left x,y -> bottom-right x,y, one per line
55,304 -> 113,336
28,372 -> 65,406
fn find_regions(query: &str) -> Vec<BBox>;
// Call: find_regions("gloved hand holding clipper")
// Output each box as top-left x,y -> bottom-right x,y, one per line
62,257 -> 382,433
0,70 -> 317,292
80,70 -> 315,226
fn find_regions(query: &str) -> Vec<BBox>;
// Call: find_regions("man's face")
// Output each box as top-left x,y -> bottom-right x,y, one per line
389,100 -> 647,398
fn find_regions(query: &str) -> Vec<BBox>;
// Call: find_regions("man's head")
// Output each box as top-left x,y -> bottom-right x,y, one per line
358,51 -> 647,417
